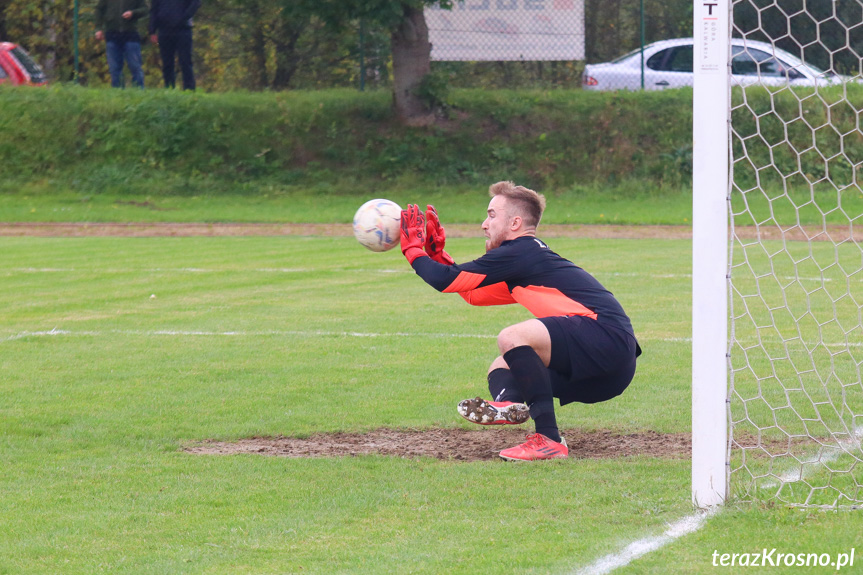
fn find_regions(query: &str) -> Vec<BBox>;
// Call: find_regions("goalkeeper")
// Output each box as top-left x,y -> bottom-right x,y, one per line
400,181 -> 641,461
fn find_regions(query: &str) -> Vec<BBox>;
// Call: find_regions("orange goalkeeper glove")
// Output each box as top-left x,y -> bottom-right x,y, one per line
424,205 -> 455,265
400,204 -> 426,265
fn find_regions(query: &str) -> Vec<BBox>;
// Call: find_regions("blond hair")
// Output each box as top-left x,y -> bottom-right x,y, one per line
488,181 -> 546,228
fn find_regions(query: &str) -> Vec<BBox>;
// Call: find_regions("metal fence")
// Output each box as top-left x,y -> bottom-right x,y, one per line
426,0 -> 862,93
418,0 -> 692,91
418,0 -> 693,91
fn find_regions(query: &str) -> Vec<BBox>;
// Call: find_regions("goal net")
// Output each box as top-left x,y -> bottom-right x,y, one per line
726,0 -> 863,508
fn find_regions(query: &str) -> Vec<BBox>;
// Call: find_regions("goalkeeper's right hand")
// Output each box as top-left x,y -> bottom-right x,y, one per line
424,205 -> 455,265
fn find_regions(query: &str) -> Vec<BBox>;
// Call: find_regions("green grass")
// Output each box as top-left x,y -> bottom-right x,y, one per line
2,234 -> 861,574
7,170 -> 863,228
0,181 -> 693,225
731,184 -> 863,229
1,236 -> 689,574
632,505 -> 863,573
727,237 -> 863,508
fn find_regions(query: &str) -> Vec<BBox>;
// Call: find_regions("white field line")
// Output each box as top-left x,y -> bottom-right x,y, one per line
607,273 -> 842,283
1,329 -> 498,342
9,269 -> 847,282
7,267 -> 406,274
7,267 -> 697,279
755,426 -> 863,490
734,341 -> 863,348
1,329 -> 694,343
8,330 -> 863,350
571,509 -> 716,575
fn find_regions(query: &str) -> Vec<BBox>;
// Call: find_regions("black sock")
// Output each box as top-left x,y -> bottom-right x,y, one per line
487,368 -> 523,403
502,345 -> 561,443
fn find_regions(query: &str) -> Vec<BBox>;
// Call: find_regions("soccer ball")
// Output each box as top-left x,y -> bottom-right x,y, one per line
352,199 -> 402,252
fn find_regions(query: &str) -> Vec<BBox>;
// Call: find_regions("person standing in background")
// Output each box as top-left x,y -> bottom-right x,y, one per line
95,0 -> 148,89
149,0 -> 201,90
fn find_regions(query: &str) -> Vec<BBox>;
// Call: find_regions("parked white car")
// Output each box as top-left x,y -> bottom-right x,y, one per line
582,38 -> 840,91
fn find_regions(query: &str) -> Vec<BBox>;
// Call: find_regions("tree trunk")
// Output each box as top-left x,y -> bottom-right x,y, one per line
43,0 -> 58,78
0,0 -> 8,40
272,25 -> 303,90
390,3 -> 433,127
250,28 -> 268,89
245,2 -> 268,90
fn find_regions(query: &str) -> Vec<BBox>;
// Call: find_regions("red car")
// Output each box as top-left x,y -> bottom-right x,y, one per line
0,42 -> 47,86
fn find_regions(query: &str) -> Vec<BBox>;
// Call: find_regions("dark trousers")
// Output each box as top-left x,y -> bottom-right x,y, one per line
158,28 -> 195,90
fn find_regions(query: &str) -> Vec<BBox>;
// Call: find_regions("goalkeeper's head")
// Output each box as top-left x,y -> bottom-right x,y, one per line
488,181 -> 546,229
484,181 -> 546,251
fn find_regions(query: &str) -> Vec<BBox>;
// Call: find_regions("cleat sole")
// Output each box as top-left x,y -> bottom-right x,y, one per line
457,397 -> 530,426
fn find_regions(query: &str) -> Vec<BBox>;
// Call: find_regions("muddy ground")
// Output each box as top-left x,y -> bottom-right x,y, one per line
186,427 -> 691,461
2,222 -> 860,241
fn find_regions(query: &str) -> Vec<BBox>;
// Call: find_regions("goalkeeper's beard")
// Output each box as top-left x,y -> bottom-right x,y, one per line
485,234 -> 503,252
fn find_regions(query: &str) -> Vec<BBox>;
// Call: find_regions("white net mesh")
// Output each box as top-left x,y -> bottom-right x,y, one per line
729,0 -> 863,508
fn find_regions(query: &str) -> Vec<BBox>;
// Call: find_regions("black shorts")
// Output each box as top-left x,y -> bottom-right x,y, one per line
538,315 -> 640,405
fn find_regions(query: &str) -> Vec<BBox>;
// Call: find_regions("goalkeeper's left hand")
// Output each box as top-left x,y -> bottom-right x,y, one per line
400,204 -> 426,265
424,205 -> 455,265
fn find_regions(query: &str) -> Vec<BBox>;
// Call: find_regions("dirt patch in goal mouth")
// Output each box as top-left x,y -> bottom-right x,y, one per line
186,427 -> 690,461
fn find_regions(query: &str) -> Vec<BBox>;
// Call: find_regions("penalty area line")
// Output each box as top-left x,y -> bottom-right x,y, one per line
0,329 -> 500,342
571,509 -> 716,575
3,329 -> 695,343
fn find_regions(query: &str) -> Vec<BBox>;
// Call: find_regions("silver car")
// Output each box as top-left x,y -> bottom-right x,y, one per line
582,37 -> 839,91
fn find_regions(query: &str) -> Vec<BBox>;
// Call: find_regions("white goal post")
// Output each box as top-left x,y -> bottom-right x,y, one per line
692,0 -> 731,508
693,0 -> 863,509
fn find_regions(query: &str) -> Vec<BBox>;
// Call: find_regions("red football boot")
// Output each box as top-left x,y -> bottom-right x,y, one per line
499,433 -> 569,461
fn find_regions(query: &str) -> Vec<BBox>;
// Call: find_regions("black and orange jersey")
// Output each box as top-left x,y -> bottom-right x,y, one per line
411,235 -> 635,336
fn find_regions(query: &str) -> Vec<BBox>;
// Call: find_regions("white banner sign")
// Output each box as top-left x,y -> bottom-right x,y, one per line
426,0 -> 585,62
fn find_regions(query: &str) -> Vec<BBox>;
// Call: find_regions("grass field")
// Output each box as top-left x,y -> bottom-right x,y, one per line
0,182 -> 693,226
2,230 -> 861,574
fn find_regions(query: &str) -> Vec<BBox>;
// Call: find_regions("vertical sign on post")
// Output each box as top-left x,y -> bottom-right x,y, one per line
692,0 -> 730,508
